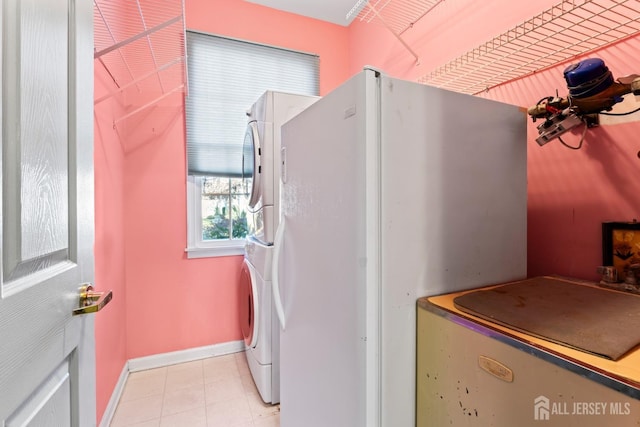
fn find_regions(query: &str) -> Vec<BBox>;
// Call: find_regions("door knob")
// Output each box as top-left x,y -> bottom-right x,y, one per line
73,284 -> 113,315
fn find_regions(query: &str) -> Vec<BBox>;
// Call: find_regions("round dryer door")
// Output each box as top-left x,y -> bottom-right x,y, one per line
239,258 -> 259,348
242,121 -> 261,211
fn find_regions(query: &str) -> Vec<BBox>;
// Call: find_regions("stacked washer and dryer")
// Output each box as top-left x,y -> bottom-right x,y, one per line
239,91 -> 318,404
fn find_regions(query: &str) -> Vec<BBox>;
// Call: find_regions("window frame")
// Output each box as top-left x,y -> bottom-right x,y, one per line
185,175 -> 245,259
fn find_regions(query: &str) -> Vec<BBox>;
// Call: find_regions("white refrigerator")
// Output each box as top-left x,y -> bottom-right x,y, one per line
272,69 -> 528,427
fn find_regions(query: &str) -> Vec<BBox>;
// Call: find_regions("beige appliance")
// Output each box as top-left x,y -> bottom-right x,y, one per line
417,277 -> 640,427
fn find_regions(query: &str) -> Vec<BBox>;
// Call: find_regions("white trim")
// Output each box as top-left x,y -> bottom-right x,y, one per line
185,245 -> 244,259
98,340 -> 245,426
128,340 -> 245,372
186,175 -> 203,250
98,363 -> 129,427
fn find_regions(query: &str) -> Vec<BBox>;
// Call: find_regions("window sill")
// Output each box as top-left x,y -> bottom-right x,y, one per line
185,243 -> 245,259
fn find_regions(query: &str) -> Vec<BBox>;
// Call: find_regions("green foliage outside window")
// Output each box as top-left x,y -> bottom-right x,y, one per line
202,205 -> 248,240
200,177 -> 250,241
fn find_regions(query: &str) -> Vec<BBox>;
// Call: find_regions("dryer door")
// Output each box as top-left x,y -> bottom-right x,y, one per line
239,258 -> 259,348
243,121 -> 262,211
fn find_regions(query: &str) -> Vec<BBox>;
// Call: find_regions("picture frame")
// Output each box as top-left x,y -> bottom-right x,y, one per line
602,221 -> 640,281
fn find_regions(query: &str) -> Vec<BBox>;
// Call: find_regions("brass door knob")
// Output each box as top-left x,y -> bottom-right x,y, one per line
73,284 -> 113,315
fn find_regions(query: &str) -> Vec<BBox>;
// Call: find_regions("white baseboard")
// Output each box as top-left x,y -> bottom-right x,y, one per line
99,363 -> 129,427
98,340 -> 244,426
128,340 -> 245,372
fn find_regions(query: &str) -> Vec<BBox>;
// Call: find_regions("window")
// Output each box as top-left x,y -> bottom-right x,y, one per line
185,31 -> 319,258
186,176 -> 252,257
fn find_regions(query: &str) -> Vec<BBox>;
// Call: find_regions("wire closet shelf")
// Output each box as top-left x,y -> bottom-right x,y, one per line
93,0 -> 187,124
417,0 -> 640,95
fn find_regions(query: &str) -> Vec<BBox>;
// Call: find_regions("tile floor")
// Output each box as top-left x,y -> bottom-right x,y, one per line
109,352 -> 280,427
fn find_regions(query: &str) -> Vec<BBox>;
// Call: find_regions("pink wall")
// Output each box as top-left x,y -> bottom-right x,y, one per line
94,64 -> 128,422
348,0 -> 640,280
95,0 -> 350,422
122,101 -> 246,358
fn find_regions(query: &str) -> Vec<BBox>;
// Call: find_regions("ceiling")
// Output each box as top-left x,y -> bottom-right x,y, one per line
244,0 -> 368,26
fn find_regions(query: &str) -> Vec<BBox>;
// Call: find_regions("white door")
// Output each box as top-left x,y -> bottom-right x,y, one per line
0,0 -> 97,426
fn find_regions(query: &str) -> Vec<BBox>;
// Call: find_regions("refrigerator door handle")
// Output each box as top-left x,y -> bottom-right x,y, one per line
272,216 -> 286,330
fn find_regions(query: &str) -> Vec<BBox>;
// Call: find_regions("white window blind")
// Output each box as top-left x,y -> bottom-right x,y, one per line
185,31 -> 320,177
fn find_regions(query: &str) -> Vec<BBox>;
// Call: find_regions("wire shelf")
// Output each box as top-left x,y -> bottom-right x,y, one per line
418,0 -> 640,94
94,0 -> 187,115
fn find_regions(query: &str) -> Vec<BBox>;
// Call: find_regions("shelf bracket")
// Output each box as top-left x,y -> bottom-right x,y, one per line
366,2 -> 420,65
